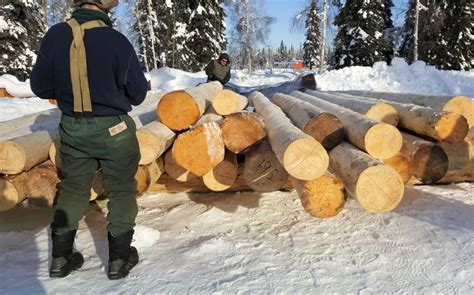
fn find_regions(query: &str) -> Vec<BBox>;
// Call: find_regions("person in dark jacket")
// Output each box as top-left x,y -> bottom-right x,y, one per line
205,53 -> 231,85
30,0 -> 147,280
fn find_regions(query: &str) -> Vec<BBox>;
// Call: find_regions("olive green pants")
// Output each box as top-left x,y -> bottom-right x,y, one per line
51,114 -> 140,237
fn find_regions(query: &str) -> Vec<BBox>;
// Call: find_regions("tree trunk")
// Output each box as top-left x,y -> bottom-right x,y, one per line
272,93 -> 344,150
203,151 -> 238,191
243,139 -> 289,192
334,90 -> 474,127
291,174 -> 345,219
305,90 -> 399,126
0,130 -> 59,174
399,132 -> 448,183
135,158 -> 164,194
291,91 -> 402,160
136,121 -> 175,165
220,111 -> 267,154
212,89 -> 248,115
329,142 -> 405,213
163,149 -> 198,182
157,81 -> 223,131
333,92 -> 469,142
439,127 -> 474,171
171,121 -> 225,176
250,91 -> 329,180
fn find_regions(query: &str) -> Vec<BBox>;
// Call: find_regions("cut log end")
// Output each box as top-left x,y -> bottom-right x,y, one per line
435,113 -> 469,143
283,138 -> 329,181
412,144 -> 449,183
136,130 -> 160,165
292,175 -> 346,219
202,154 -> 238,191
157,90 -> 201,131
0,179 -> 20,211
383,154 -> 412,184
0,141 -> 27,174
443,96 -> 474,127
221,112 -> 266,154
365,103 -> 399,126
355,165 -> 404,213
164,149 -> 198,182
212,89 -> 242,115
303,113 -> 344,150
365,123 -> 402,160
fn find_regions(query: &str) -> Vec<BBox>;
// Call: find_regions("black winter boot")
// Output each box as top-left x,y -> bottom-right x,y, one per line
50,230 -> 84,278
108,230 -> 139,280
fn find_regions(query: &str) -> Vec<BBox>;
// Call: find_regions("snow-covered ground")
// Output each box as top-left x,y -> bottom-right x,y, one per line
0,60 -> 473,293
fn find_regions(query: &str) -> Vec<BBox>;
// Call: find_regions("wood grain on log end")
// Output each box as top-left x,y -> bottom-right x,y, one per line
0,179 -> 20,211
356,165 -> 404,213
157,90 -> 201,131
292,175 -> 345,219
383,154 -> 413,184
443,95 -> 474,127
212,89 -> 240,115
0,141 -> 26,174
221,112 -> 266,154
435,112 -> 469,143
164,149 -> 198,182
283,137 -> 329,181
365,123 -> 402,160
203,153 -> 238,191
411,144 -> 449,183
303,112 -> 344,150
365,103 -> 399,126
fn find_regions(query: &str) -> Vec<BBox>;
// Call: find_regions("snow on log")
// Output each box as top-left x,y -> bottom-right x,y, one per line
291,91 -> 402,160
171,121 -> 225,176
272,93 -> 344,150
333,90 -> 474,127
306,90 -> 399,126
291,174 -> 346,219
243,139 -> 289,192
136,121 -> 176,165
0,130 -> 59,175
329,142 -> 405,213
157,81 -> 223,131
333,92 -> 469,143
212,89 -> 248,115
220,111 -> 267,154
250,91 -> 329,180
203,151 -> 238,192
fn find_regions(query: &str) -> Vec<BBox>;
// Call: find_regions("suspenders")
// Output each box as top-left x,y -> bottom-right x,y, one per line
66,19 -> 107,117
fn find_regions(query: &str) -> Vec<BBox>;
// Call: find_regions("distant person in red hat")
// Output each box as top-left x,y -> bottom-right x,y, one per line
205,53 -> 231,85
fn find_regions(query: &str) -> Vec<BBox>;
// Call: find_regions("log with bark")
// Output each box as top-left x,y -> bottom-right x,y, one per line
291,91 -> 402,160
439,127 -> 474,171
171,121 -> 225,176
249,91 -> 329,180
272,93 -> 344,150
157,81 -> 223,131
291,174 -> 346,219
383,154 -> 413,184
333,90 -> 474,127
203,151 -> 238,191
243,139 -> 289,192
305,90 -> 399,126
329,142 -> 405,213
0,129 -> 59,174
0,161 -> 59,211
135,158 -> 164,194
136,121 -> 175,165
220,111 -> 267,154
212,89 -> 248,115
333,92 -> 469,143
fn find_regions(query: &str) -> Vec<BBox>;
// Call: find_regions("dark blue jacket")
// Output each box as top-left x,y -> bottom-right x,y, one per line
30,15 -> 147,117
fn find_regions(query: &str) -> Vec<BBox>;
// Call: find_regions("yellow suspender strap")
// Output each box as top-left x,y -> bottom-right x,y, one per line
67,19 -> 107,115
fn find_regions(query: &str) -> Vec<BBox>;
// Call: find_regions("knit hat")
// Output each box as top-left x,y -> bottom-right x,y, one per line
218,53 -> 231,63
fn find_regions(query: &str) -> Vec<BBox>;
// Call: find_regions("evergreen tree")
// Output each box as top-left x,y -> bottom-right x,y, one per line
330,0 -> 394,69
0,0 -> 47,79
277,40 -> 288,61
428,0 -> 473,70
303,0 -> 321,69
186,0 -> 227,72
135,0 -> 160,71
45,0 -> 74,26
399,0 -> 446,64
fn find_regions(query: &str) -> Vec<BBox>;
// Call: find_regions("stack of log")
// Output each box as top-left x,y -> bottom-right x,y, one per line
1,82 -> 472,220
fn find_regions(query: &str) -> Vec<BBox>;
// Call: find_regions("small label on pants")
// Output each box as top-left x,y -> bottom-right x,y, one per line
109,121 -> 128,136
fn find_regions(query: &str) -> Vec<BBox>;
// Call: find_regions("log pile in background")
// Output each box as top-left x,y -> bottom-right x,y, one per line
1,81 -> 472,219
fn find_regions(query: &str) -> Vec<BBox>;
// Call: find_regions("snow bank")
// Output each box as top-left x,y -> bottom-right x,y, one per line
0,74 -> 35,98
317,58 -> 474,96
